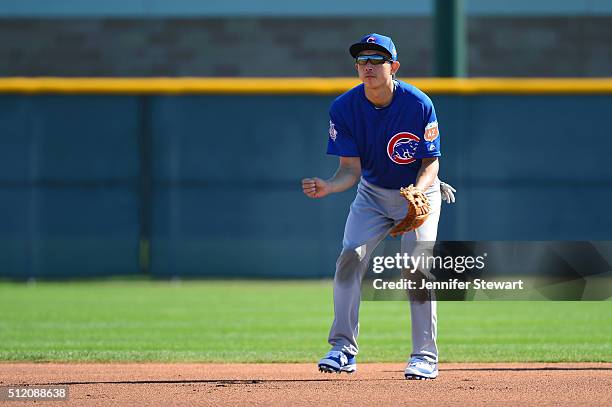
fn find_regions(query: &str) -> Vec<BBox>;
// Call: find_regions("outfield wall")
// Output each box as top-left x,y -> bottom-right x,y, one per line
1,78 -> 611,278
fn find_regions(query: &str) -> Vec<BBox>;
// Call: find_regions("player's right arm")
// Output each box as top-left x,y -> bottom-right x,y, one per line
302,156 -> 361,199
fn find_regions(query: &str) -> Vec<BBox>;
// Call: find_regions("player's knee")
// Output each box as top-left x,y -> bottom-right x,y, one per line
409,287 -> 433,303
334,248 -> 362,284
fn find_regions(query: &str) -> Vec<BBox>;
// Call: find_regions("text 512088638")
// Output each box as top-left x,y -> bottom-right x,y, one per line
0,386 -> 69,400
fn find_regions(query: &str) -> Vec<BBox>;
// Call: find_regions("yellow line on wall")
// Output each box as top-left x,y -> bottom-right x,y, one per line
1,77 -> 612,95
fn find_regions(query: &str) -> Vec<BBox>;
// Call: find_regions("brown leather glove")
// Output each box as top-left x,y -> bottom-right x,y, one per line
389,185 -> 431,237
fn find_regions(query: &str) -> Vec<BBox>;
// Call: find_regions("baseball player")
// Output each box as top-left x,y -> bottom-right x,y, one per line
302,33 -> 455,380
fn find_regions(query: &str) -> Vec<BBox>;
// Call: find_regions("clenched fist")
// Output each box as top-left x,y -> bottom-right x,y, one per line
302,177 -> 332,199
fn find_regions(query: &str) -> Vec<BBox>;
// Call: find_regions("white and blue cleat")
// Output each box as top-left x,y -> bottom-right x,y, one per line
404,357 -> 438,380
318,350 -> 357,374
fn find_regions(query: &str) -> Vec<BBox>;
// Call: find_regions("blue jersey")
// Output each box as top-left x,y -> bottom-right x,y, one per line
326,80 -> 441,189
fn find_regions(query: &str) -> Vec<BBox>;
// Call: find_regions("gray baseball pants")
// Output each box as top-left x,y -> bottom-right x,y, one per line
328,177 -> 441,362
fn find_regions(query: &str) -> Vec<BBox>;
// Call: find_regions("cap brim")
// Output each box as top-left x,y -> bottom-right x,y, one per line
349,43 -> 393,59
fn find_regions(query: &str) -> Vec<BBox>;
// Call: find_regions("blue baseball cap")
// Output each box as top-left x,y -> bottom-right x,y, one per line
349,33 -> 398,61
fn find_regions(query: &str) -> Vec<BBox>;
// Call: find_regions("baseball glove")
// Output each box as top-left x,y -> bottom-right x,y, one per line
389,185 -> 431,237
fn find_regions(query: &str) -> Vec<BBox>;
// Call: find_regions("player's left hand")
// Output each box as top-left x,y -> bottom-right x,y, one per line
388,185 -> 431,237
440,181 -> 456,203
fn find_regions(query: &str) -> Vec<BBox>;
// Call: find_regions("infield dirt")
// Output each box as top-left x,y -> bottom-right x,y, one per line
1,362 -> 611,406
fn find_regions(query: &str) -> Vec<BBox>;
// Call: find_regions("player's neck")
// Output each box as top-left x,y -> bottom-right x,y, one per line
364,80 -> 395,108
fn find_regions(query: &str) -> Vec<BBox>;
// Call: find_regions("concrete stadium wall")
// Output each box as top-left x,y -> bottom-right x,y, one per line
1,91 -> 611,278
0,16 -> 611,77
2,0 -> 612,17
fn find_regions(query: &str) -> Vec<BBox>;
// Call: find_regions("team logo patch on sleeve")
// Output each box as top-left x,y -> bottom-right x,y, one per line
424,121 -> 439,141
387,132 -> 420,164
328,120 -> 337,141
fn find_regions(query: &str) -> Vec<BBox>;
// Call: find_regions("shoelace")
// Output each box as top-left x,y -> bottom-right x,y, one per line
327,351 -> 348,364
409,360 -> 434,369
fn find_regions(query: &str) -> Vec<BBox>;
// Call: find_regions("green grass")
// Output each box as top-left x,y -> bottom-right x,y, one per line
0,280 -> 610,362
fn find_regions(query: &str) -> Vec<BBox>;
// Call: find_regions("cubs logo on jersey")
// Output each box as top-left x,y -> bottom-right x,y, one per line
387,132 -> 419,165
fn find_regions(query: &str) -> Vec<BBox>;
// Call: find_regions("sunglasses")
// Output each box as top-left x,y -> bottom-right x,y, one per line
355,55 -> 392,65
